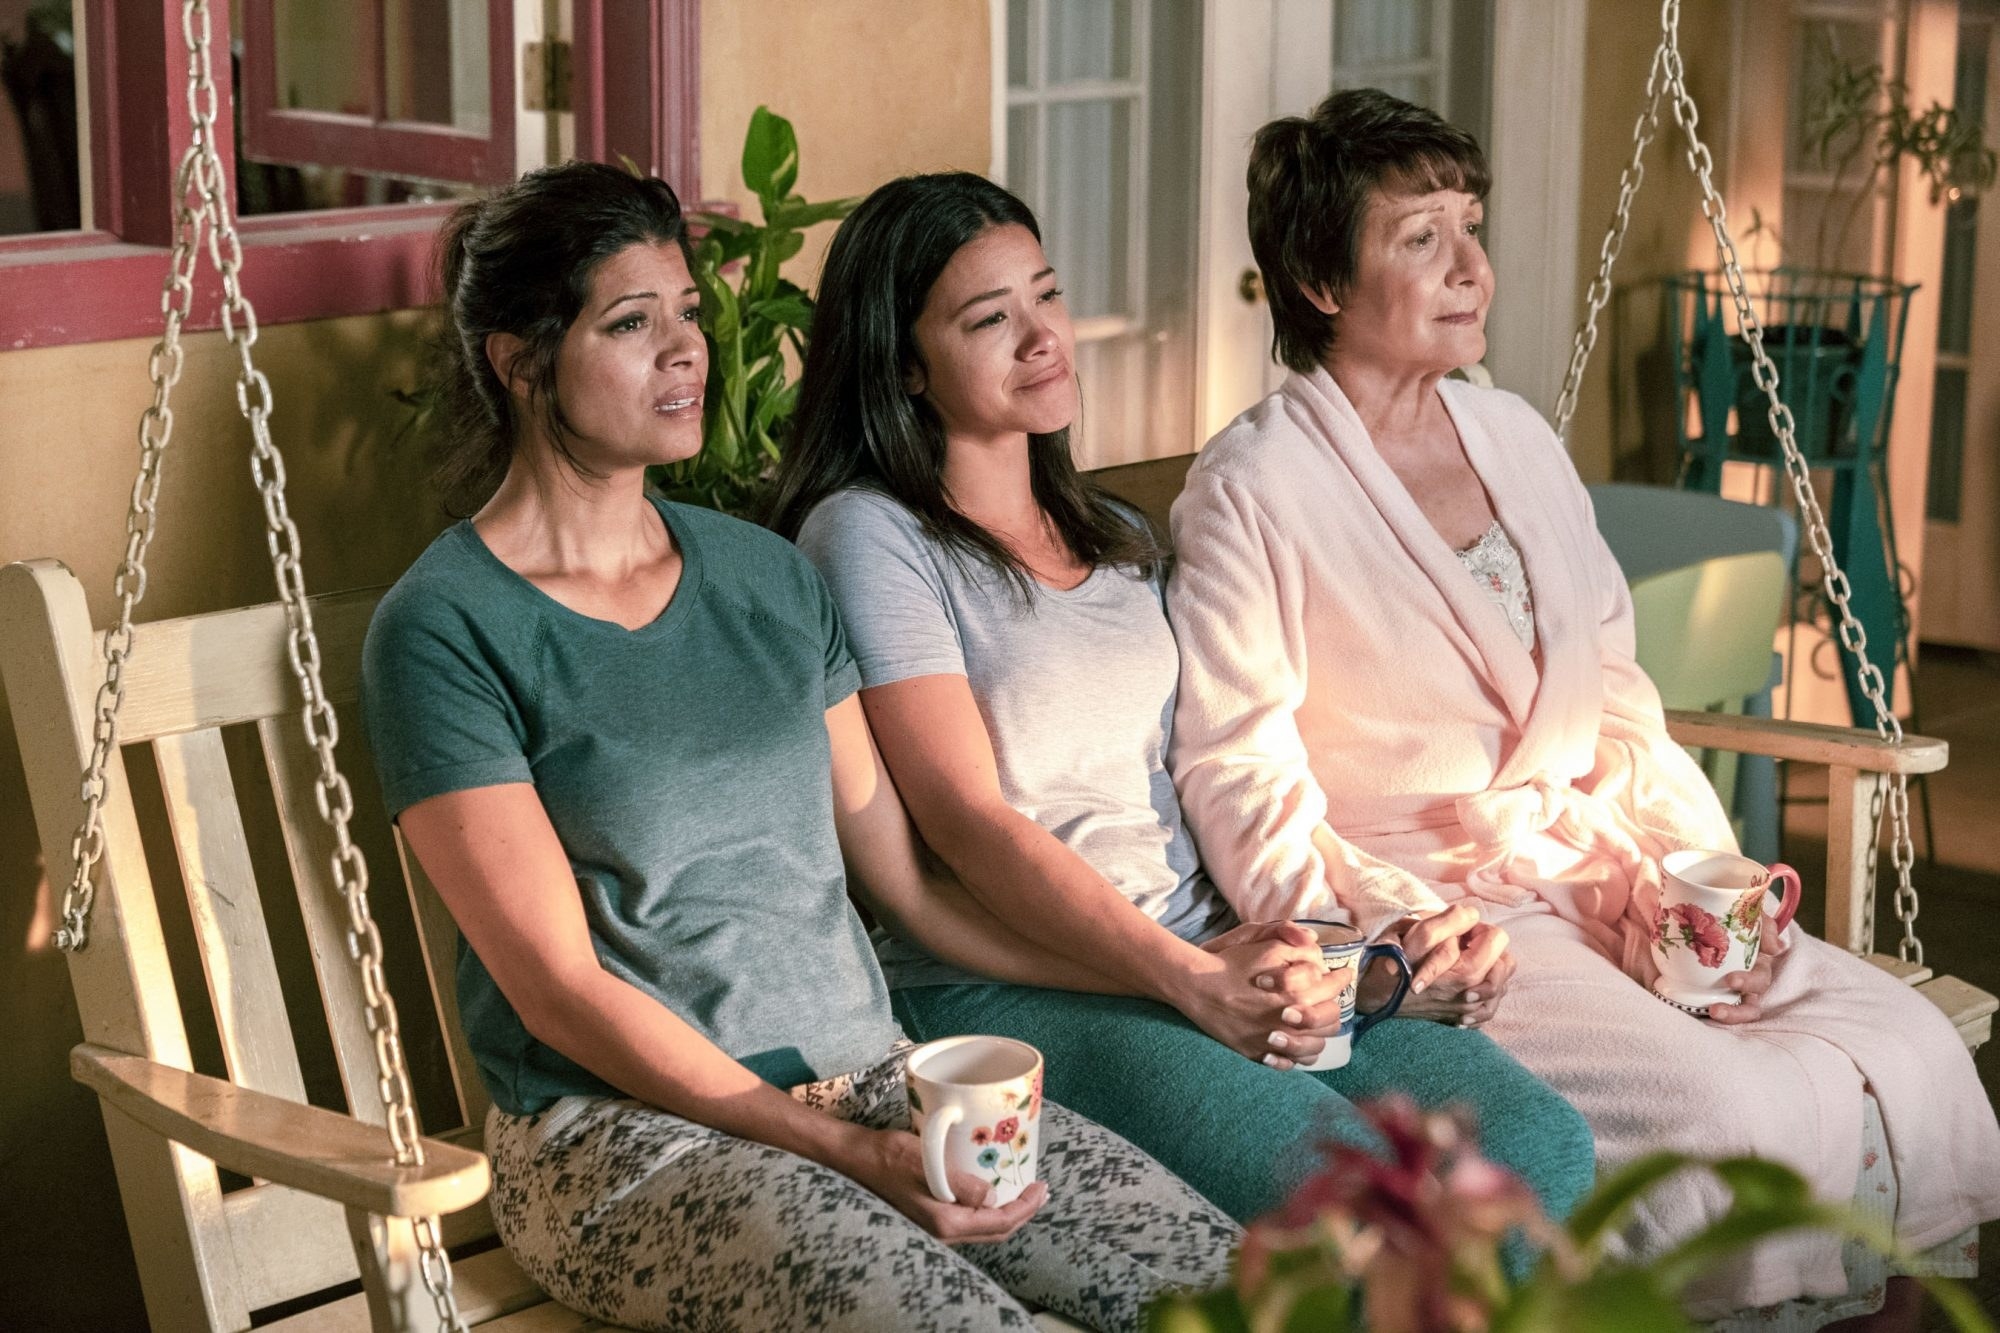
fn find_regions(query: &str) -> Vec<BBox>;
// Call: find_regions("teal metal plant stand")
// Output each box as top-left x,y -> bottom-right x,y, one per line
1663,269 -> 1917,728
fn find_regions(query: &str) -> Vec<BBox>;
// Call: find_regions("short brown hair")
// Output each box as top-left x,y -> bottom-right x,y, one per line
1248,88 -> 1490,373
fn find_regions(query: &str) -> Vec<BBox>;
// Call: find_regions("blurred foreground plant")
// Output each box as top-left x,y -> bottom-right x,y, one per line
1150,1096 -> 1992,1333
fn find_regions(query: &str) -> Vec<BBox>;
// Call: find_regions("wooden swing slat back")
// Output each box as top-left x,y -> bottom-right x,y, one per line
0,559 -> 569,1330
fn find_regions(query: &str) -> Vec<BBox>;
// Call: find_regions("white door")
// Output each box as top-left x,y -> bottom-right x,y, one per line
1921,1 -> 2000,651
1195,0 -> 1583,439
999,0 -> 1204,469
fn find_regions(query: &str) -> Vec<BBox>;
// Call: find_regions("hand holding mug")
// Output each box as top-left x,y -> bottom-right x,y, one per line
1650,849 -> 1800,1016
905,1036 -> 1046,1207
1706,914 -> 1781,1026
1290,921 -> 1413,1071
842,1125 -> 1048,1245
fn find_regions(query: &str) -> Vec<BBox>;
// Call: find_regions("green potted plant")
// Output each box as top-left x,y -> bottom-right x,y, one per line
653,106 -> 859,514
1149,1096 -> 1992,1333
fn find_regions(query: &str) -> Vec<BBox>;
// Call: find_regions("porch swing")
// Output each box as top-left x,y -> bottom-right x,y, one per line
0,3 -> 1991,1332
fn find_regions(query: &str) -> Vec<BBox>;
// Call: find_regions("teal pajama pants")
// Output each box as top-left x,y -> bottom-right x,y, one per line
892,985 -> 1596,1279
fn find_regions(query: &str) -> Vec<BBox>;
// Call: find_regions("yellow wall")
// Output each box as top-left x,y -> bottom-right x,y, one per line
0,4 -> 991,1322
1568,0 -> 1745,486
700,0 -> 992,281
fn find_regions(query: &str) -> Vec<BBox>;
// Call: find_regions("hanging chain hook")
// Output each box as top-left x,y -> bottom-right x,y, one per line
55,4 -> 469,1326
1552,0 -> 1923,964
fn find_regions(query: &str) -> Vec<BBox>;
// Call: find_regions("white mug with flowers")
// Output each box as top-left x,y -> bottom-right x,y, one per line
1650,849 -> 1801,1013
904,1035 -> 1045,1205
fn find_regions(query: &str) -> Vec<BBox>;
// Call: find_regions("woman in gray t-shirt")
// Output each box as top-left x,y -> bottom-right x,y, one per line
772,172 -> 1594,1242
363,161 -> 1236,1333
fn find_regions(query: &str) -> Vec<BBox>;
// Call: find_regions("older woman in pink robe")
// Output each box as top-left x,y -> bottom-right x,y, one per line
1168,88 -> 2000,1323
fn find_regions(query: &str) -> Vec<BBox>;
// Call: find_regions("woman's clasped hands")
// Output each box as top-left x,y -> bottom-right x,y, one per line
1363,903 -> 1515,1030
1176,921 -> 1354,1070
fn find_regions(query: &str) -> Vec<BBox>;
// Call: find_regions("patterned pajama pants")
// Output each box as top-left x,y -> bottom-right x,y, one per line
483,1046 -> 1240,1332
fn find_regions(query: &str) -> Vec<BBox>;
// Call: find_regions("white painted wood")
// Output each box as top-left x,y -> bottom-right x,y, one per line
257,713 -> 392,1128
400,831 -> 493,1133
0,560 -> 249,1329
263,1247 -> 567,1332
1824,765 -> 1878,954
347,1209 -> 433,1333
1484,0 -> 1586,416
154,727 -> 311,1105
1917,974 -> 1998,1050
105,589 -> 379,743
1195,0 -> 1280,440
1661,709 -> 1949,774
1864,953 -> 1934,987
73,1045 -> 489,1218
223,1185 -> 361,1314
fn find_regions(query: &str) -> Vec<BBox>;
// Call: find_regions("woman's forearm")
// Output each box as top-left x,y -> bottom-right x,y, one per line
858,853 -> 1136,995
519,967 -> 870,1171
923,802 -> 1214,1006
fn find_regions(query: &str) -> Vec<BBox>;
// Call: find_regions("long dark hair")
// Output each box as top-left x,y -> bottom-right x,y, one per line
431,160 -> 693,514
766,171 -> 1161,597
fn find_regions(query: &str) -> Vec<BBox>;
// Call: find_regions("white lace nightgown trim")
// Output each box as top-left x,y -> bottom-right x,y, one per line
1456,521 -> 1537,653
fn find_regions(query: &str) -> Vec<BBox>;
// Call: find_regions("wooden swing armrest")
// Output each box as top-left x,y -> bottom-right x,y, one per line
1662,709 -> 1948,775
72,1044 -> 490,1219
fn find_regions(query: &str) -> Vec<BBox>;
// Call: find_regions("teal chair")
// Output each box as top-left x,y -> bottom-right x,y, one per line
1589,484 -> 1795,863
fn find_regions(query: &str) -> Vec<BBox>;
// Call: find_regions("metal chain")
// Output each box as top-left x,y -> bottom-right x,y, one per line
51,89 -> 208,954
1553,0 -> 1922,963
1650,0 -> 1921,964
57,5 -> 469,1326
1553,39 -> 1668,440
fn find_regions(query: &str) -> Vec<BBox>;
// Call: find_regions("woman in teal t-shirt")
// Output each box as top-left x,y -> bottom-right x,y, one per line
360,162 -> 1235,1333
768,173 -> 1596,1253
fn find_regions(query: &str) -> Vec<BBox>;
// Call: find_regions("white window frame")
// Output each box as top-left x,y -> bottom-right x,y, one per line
992,0 -> 1153,343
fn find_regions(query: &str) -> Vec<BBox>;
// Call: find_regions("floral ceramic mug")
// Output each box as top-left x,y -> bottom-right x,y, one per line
904,1035 -> 1044,1205
1650,848 -> 1801,1013
1291,920 -> 1412,1071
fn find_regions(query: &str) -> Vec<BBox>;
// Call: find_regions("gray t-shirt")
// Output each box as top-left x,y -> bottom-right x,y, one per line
361,498 -> 899,1114
796,488 -> 1233,988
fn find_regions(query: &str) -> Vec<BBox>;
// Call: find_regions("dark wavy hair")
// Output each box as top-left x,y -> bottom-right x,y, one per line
1249,87 -> 1490,373
766,171 -> 1161,598
429,160 -> 693,513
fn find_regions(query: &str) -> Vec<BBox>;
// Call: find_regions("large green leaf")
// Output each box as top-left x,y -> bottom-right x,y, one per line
749,293 -> 813,331
689,210 -> 752,236
1146,1289 -> 1251,1333
766,195 -> 863,231
1651,1203 -> 1871,1292
1525,1269 -> 1694,1333
741,105 -> 799,207
1563,1152 -> 1698,1252
1917,1275 -> 2000,1333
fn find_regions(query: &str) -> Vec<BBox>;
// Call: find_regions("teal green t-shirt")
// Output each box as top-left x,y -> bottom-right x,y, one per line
360,498 -> 899,1115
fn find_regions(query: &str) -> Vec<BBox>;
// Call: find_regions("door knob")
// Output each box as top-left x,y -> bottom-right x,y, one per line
1238,268 -> 1265,303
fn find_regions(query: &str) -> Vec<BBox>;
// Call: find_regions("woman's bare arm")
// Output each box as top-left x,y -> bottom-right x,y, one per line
397,778 -> 1041,1240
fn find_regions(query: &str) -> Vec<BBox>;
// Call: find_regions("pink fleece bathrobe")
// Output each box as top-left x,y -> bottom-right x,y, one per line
1166,366 -> 2000,1313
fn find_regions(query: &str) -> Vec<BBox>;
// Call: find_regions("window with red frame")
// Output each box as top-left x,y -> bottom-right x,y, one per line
0,0 -> 699,350
235,0 -> 513,214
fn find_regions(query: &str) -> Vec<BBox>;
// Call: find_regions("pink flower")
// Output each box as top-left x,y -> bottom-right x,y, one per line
971,1126 -> 992,1146
1669,902 -> 1730,968
995,1117 -> 1019,1142
1238,1096 -> 1556,1333
1734,888 -> 1765,930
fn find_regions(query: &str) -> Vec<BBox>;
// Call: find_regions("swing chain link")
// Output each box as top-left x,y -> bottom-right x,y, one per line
55,5 -> 468,1328
52,73 -> 208,956
1553,0 -> 1922,964
1650,0 -> 1921,965
1553,40 -> 1667,441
